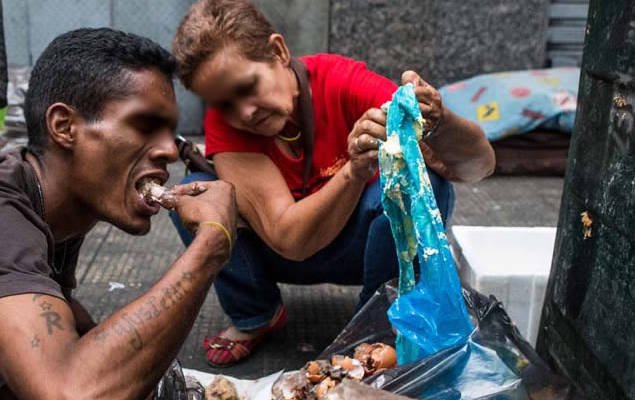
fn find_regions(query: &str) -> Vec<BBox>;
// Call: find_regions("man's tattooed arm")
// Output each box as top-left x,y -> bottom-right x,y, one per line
90,271 -> 196,351
0,225 -> 229,399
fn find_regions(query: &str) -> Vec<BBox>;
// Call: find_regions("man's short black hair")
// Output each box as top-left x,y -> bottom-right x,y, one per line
25,27 -> 177,155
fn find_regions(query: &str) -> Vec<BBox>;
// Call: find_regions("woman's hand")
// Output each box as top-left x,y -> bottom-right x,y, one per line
401,70 -> 444,137
347,108 -> 387,181
401,70 -> 495,182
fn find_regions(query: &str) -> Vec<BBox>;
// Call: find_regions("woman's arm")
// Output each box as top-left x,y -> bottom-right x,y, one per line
213,109 -> 387,261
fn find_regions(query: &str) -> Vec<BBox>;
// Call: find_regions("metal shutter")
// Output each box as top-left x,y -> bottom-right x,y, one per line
547,0 -> 590,67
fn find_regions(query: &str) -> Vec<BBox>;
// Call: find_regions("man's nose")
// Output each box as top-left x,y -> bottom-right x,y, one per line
151,132 -> 179,164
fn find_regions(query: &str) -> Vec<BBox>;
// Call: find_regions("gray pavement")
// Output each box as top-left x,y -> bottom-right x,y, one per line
2,129 -> 565,378
70,155 -> 564,379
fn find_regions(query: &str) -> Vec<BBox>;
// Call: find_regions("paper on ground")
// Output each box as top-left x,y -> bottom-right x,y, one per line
183,368 -> 283,400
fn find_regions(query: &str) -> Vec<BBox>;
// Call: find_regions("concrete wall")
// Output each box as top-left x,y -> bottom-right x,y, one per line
2,0 -> 331,134
330,0 -> 550,87
3,0 -> 553,131
3,0 -> 203,133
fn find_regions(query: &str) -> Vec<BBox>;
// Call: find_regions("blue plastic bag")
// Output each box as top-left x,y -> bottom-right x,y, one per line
378,84 -> 473,364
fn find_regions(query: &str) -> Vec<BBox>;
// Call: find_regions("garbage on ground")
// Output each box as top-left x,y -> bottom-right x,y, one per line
157,281 -> 584,400
320,282 -> 586,400
108,282 -> 126,292
271,342 -> 397,399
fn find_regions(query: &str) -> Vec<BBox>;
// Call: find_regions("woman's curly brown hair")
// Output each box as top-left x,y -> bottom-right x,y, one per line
172,0 -> 277,88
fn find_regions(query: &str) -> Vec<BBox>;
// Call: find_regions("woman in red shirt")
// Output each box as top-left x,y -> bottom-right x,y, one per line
171,0 -> 495,367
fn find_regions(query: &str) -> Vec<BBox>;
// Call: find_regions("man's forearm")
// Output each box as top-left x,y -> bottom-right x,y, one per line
62,228 -> 228,399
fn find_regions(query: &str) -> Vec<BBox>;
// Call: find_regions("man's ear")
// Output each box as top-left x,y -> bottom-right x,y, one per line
45,103 -> 79,150
268,33 -> 291,66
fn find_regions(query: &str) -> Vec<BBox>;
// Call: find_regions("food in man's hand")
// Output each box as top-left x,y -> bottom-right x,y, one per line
205,375 -> 239,400
139,179 -> 177,209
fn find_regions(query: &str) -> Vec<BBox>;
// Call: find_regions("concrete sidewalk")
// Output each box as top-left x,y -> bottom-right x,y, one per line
71,157 -> 564,378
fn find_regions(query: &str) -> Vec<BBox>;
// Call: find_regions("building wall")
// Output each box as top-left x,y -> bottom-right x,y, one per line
330,0 -> 551,87
3,0 -> 585,133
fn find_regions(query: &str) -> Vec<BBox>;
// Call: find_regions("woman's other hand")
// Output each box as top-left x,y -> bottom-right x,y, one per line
347,108 -> 387,181
401,70 -> 495,182
401,70 -> 444,137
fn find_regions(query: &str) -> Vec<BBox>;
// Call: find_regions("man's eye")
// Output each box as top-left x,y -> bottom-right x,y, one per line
135,120 -> 163,135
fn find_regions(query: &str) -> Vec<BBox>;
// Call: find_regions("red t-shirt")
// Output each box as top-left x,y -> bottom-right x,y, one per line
204,54 -> 397,199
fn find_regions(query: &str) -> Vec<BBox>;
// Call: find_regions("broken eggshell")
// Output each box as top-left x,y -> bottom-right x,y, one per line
313,377 -> 337,400
272,371 -> 313,400
353,343 -> 397,374
329,356 -> 365,381
305,360 -> 328,384
369,344 -> 397,370
274,343 -> 397,400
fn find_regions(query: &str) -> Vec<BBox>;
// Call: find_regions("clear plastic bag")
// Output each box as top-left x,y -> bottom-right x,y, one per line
155,359 -> 205,400
319,282 -> 585,400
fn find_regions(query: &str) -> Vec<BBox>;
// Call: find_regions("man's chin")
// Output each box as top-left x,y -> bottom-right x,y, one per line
115,218 -> 152,236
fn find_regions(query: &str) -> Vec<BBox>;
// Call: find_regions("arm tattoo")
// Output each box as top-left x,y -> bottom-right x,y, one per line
33,296 -> 64,335
92,270 -> 197,351
40,311 -> 64,335
31,334 -> 40,348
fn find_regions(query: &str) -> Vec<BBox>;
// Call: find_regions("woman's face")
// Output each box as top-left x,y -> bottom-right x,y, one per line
191,45 -> 298,137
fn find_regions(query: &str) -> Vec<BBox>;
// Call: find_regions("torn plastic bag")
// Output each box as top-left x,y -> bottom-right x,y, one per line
319,282 -> 585,400
155,359 -> 206,400
324,380 -> 413,400
378,83 -> 473,363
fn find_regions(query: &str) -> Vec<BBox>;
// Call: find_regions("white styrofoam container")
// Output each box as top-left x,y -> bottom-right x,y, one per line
450,226 -> 557,345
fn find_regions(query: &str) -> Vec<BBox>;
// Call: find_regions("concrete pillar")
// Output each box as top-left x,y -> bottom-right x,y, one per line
536,0 -> 635,398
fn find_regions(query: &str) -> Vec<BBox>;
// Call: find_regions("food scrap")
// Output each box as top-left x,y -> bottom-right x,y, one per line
272,343 -> 397,400
205,375 -> 239,400
580,211 -> 593,239
139,179 -> 177,210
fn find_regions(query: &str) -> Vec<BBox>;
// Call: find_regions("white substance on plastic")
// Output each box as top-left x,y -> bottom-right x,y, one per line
383,134 -> 402,155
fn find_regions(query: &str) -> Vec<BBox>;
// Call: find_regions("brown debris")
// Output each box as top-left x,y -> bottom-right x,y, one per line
272,343 -> 397,400
580,211 -> 593,240
204,375 -> 239,400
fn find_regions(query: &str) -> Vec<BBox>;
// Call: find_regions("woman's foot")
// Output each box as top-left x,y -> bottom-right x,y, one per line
217,324 -> 268,341
203,305 -> 288,367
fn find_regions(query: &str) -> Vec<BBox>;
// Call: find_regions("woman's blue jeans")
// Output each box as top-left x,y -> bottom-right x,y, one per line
170,169 -> 454,331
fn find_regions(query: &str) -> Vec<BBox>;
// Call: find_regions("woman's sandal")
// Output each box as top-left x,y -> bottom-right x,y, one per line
203,305 -> 288,367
